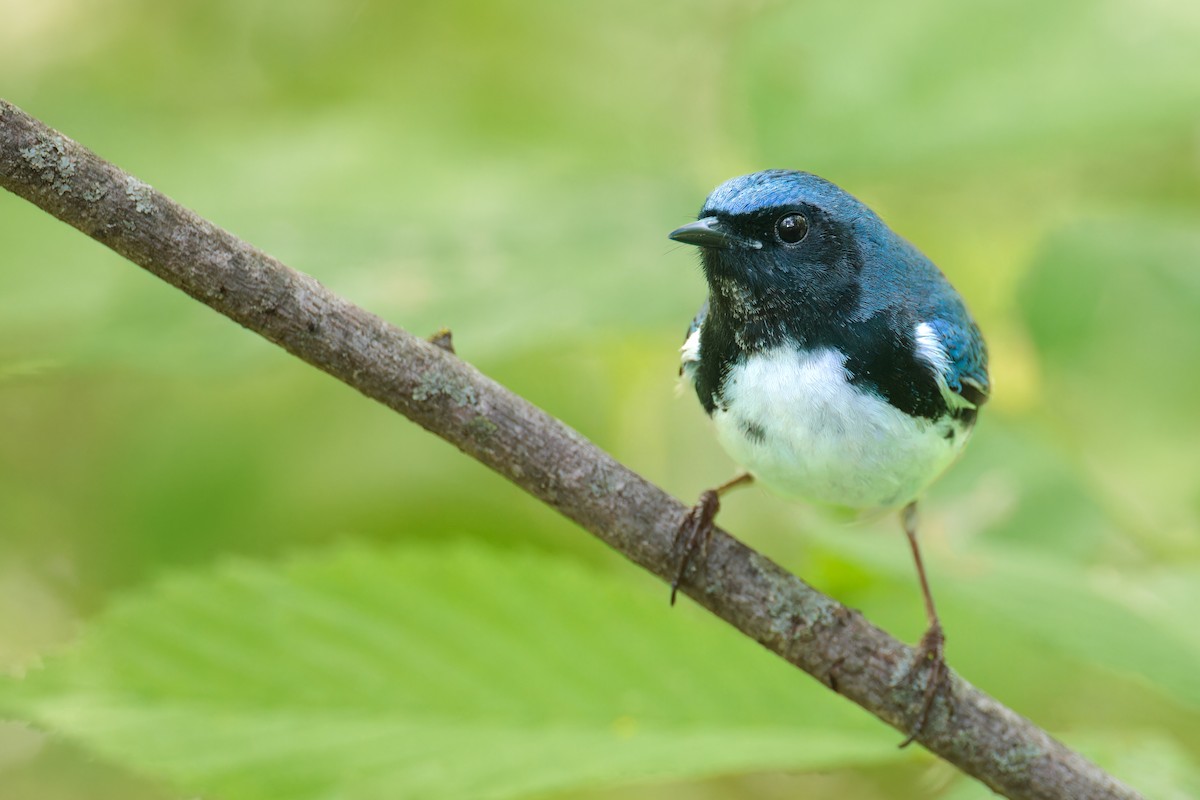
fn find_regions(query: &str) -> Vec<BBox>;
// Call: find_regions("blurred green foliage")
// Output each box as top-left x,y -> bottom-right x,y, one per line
1,1 -> 1198,798
0,547 -> 909,799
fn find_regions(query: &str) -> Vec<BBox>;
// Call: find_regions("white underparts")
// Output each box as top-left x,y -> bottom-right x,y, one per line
707,346 -> 969,510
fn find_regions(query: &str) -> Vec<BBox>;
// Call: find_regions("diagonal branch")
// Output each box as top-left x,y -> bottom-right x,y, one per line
0,98 -> 1143,800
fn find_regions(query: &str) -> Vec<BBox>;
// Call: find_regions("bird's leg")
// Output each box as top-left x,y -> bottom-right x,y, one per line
670,473 -> 753,605
899,500 -> 948,747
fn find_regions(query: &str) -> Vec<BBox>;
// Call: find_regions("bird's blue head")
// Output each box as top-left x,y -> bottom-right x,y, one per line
670,170 -> 888,321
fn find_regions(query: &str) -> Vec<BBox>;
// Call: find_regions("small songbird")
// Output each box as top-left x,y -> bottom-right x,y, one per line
668,170 -> 988,742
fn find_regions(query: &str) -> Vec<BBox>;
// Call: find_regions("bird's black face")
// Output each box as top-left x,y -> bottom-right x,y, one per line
670,202 -> 863,325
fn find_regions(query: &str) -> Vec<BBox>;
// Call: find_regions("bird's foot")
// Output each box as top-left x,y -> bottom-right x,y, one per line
899,621 -> 947,748
669,488 -> 721,605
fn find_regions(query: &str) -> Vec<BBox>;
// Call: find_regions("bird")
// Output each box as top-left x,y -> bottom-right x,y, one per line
667,169 -> 988,744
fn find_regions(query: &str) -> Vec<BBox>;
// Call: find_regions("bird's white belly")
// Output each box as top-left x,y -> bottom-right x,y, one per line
710,347 -> 966,510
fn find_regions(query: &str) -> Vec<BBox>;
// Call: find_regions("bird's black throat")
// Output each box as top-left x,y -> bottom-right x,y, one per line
694,271 -> 958,424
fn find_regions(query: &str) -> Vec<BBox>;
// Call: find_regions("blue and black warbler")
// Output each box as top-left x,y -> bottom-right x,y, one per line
668,169 -> 989,740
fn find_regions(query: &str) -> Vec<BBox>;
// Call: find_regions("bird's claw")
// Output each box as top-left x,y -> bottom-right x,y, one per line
899,622 -> 947,748
669,489 -> 721,605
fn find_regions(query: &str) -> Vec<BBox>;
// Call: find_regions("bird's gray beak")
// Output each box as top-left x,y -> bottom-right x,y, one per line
668,217 -> 760,250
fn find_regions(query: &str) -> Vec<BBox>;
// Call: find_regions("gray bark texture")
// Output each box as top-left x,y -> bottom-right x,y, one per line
0,98 -> 1145,800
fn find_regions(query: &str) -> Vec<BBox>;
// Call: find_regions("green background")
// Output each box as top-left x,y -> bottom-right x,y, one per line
1,1 -> 1198,798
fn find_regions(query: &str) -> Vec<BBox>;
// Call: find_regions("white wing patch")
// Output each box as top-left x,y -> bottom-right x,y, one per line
914,321 -> 975,410
677,326 -> 702,395
680,327 -> 701,367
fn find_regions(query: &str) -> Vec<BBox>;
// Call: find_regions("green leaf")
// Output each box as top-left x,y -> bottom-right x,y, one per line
0,545 -> 906,800
948,556 -> 1200,710
805,529 -> 1200,710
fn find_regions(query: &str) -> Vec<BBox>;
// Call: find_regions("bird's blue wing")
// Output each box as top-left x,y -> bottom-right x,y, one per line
914,317 -> 989,408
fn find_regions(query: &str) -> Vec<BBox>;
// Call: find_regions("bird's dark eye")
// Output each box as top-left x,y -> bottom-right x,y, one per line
775,213 -> 809,245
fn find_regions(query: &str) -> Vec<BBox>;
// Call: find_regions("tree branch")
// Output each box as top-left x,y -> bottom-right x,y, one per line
0,98 -> 1143,800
